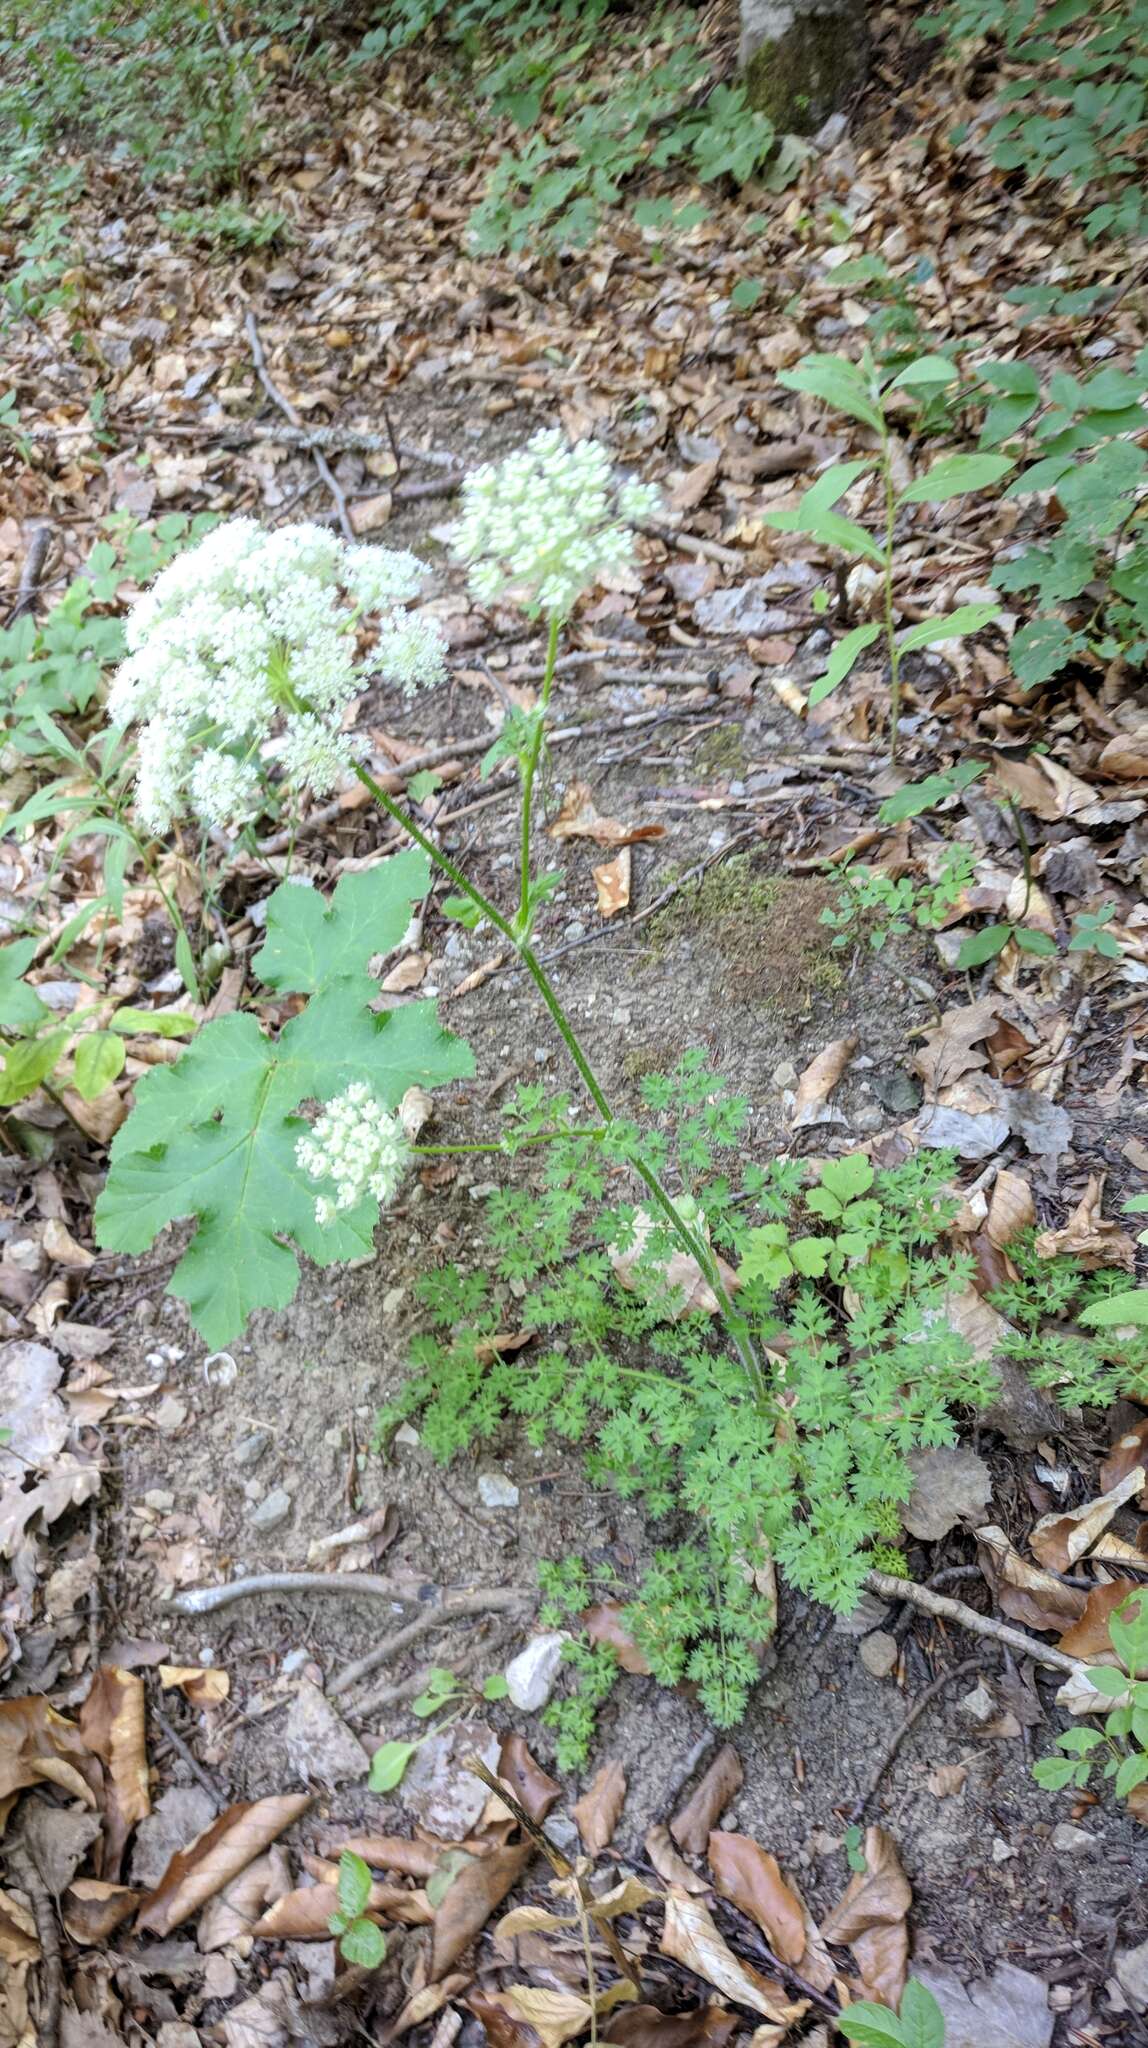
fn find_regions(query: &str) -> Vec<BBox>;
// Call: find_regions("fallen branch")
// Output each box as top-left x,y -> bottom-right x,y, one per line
640,523 -> 743,567
245,312 -> 354,543
164,1570 -> 432,1614
329,1587 -> 529,1697
864,1569 -> 1084,1676
5,525 -> 51,627
848,1655 -> 984,1824
350,1621 -> 520,1722
150,1696 -> 223,1813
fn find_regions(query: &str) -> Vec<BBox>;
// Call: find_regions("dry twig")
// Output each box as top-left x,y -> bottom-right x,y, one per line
329,1588 -> 530,1697
864,1569 -> 1084,1676
245,312 -> 354,542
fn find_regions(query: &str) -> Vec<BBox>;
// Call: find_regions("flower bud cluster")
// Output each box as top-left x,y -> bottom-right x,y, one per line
295,1081 -> 410,1227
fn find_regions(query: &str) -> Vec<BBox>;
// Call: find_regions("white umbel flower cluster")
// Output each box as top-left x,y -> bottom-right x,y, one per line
296,1081 -> 410,1227
108,520 -> 447,834
451,429 -> 661,618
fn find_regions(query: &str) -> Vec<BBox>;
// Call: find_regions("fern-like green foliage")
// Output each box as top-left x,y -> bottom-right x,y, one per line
95,855 -> 473,1346
379,1056 -> 1001,1730
989,1231 -> 1148,1404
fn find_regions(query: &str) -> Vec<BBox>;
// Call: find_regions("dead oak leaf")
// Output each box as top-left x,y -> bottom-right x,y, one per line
913,1000 -> 998,1098
79,1667 -> 150,1878
0,1696 -> 102,1815
471,1980 -> 638,2048
1029,1467 -> 1145,1573
498,1734 -> 562,1825
594,848 -> 631,918
976,1525 -> 1087,1635
706,1831 -> 804,1966
549,781 -> 664,849
135,1793 -> 314,1935
1058,1580 -> 1141,1665
821,1825 -> 910,2010
671,1745 -> 744,1858
431,1838 -> 534,1979
1034,1173 -> 1137,1272
572,1761 -> 627,1855
790,1035 -> 857,1128
660,1887 -> 808,2033
1101,1416 -> 1148,1503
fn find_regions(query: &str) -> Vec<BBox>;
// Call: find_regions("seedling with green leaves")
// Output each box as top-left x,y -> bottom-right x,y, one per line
328,1852 -> 388,1968
1034,1591 -> 1148,1813
0,934 -> 197,1118
368,1664 -> 509,1793
821,843 -> 976,954
765,348 -> 1007,757
838,1976 -> 947,2047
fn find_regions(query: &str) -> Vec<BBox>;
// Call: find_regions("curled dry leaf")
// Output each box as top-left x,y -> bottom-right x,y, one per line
1101,1417 -> 1148,1503
472,1980 -> 638,2048
1058,1580 -> 1143,1667
594,848 -> 632,919
0,1696 -> 102,1813
498,1734 -> 562,1826
1029,1467 -> 1145,1573
790,1035 -> 857,1129
986,1169 -> 1035,1250
976,1525 -> 1087,1634
431,1838 -> 534,1979
645,1824 -> 709,1895
660,1886 -> 807,2029
0,1890 -> 39,1966
549,780 -> 664,849
255,1877 -> 432,1939
671,1745 -> 744,1858
706,1832 -> 804,1967
572,1761 -> 627,1855
159,1665 -> 230,1707
63,1878 -> 145,1944
1034,1174 -> 1137,1272
79,1666 -> 150,1876
821,1825 -> 911,2011
322,1834 -> 442,1878
583,1602 -> 653,1677
913,1000 -> 998,1097
604,2004 -> 740,2048
135,1792 -> 314,1935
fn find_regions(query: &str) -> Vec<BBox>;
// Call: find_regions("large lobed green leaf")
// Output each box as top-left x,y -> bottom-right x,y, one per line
95,857 -> 474,1347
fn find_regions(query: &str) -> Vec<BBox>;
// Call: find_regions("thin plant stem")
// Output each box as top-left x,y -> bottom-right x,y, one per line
878,419 -> 902,766
413,1127 -> 605,1156
350,760 -> 766,1397
518,611 -> 561,932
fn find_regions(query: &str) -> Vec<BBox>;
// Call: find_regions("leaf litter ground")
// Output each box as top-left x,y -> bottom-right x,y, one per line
1,1 -> 1147,2042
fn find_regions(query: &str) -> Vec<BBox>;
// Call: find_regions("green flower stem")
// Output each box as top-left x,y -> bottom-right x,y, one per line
518,612 -> 561,933
351,760 -> 766,1397
413,1128 -> 605,1156
877,412 -> 902,766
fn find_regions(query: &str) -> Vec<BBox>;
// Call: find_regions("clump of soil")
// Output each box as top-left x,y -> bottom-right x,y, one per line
646,857 -> 843,1013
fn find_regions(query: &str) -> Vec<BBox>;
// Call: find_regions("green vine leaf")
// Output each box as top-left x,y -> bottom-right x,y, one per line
94,859 -> 474,1346
253,850 -> 429,993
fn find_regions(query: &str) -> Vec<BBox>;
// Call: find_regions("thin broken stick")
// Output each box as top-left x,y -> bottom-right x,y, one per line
864,1569 -> 1084,1676
165,1571 -> 438,1614
329,1588 -> 530,1697
351,1621 -> 520,1722
245,312 -> 354,543
848,1655 -> 983,1824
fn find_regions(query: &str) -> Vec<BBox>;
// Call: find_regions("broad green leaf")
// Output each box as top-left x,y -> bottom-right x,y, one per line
1115,1752 -> 1148,1799
836,2001 -> 907,2047
1110,1594 -> 1148,1677
111,1008 -> 198,1037
338,1851 -> 373,1922
339,1918 -> 387,1968
878,760 -> 984,824
819,1153 -> 874,1201
799,460 -> 877,517
979,392 -> 1040,446
789,1235 -> 832,1277
0,938 -> 49,1034
94,981 -> 474,1346
956,923 -> 1012,968
897,1979 -> 946,2048
1013,927 -> 1057,957
809,622 -> 882,707
804,510 -> 886,565
899,452 -> 1013,503
897,602 -> 1000,653
980,359 -> 1040,398
1057,1724 -> 1105,1751
441,894 -> 483,931
73,1030 -> 126,1101
426,1848 -> 473,1909
1033,1755 -> 1080,1791
174,928 -> 199,1000
730,278 -> 763,311
369,1739 -> 417,1791
1080,1290 -> 1148,1330
1009,616 -> 1085,689
482,1672 -> 510,1700
777,354 -> 884,432
737,1225 -> 792,1290
0,1028 -> 70,1108
889,354 -> 959,390
253,851 -> 429,994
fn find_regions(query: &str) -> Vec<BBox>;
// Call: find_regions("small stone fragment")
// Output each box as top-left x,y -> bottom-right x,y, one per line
505,1631 -> 570,1711
403,1723 -> 500,1837
902,1446 -> 993,1542
1051,1822 -> 1096,1855
859,1630 -> 898,1680
284,1679 -> 370,1787
233,1430 -> 271,1470
249,1486 -> 292,1533
959,1680 -> 997,1727
477,1470 -> 519,1509
130,1786 -> 218,1888
1117,1936 -> 1148,2012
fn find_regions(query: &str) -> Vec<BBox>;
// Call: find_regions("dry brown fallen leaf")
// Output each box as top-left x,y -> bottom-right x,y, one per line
976,1525 -> 1088,1634
0,1696 -> 102,1817
472,1982 -> 638,2048
572,1761 -> 627,1856
989,751 -> 1100,823
790,1035 -> 857,1128
432,1838 -> 534,1979
63,1878 -> 146,1944
255,1876 -> 432,1939
644,1824 -> 709,1895
1101,1417 -> 1148,1503
821,1825 -> 911,2010
78,1667 -> 149,1879
671,1745 -> 744,1858
322,1834 -> 442,1878
986,1169 -> 1035,1249
1029,1467 -> 1145,1573
159,1665 -> 230,1707
549,780 -> 665,848
913,999 -> 999,1097
1057,1581 -> 1141,1664
499,1734 -> 562,1826
595,847 -> 632,918
499,1874 -> 659,1942
1034,1174 -> 1138,1272
135,1792 -> 314,1935
0,1890 -> 39,1967
584,1603 -> 653,1677
706,1832 -> 804,1967
604,2003 -> 741,2048
660,1887 -> 808,2037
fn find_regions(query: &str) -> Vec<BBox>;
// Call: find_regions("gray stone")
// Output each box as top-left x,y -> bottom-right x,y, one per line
859,1630 -> 898,1680
1051,1822 -> 1096,1855
130,1786 -> 217,1888
233,1430 -> 271,1470
914,1961 -> 1054,2048
477,1470 -> 519,1509
402,1723 -> 500,1838
284,1680 -> 370,1787
1117,1937 -> 1148,2012
248,1487 -> 292,1533
505,1631 -> 570,1711
902,1447 -> 993,1541
740,0 -> 869,133
694,579 -> 797,637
